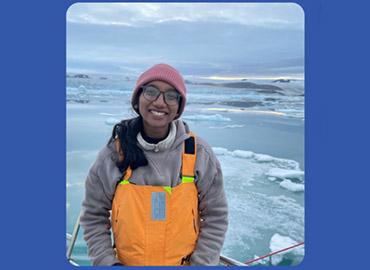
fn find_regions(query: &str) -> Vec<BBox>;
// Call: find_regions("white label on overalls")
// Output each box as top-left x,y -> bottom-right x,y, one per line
151,192 -> 166,220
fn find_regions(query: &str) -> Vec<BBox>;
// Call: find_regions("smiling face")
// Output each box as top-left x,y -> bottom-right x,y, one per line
138,80 -> 180,138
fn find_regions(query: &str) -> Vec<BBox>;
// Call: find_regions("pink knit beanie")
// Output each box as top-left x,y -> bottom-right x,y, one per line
131,63 -> 187,118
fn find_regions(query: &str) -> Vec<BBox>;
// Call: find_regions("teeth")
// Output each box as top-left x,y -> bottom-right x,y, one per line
151,110 -> 165,116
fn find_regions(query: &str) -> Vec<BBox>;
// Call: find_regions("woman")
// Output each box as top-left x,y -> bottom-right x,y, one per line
80,63 -> 228,266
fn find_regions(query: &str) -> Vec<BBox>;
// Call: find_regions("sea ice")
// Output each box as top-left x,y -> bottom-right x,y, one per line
78,85 -> 87,92
279,180 -> 304,192
99,112 -> 120,116
254,153 -> 274,162
269,233 -> 304,265
182,114 -> 231,122
266,168 -> 304,181
105,117 -> 120,125
265,168 -> 304,192
215,146 -> 304,263
209,124 -> 244,129
212,147 -> 230,156
232,150 -> 254,159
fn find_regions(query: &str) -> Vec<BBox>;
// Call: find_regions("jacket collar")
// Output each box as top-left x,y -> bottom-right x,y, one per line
136,119 -> 190,152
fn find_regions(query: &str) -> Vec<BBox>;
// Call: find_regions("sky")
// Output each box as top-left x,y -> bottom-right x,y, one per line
66,3 -> 304,79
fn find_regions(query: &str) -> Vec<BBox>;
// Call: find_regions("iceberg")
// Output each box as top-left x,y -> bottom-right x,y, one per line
269,233 -> 304,265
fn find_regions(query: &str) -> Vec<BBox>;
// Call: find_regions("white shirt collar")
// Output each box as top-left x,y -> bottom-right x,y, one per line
137,121 -> 177,152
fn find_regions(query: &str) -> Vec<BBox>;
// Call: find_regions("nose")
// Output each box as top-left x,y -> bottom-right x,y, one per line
153,92 -> 166,106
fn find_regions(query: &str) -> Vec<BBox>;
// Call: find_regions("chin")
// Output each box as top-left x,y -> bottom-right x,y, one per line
144,118 -> 170,128
152,121 -> 171,129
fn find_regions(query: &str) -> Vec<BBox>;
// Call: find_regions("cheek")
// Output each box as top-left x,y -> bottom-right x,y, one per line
170,105 -> 179,118
138,96 -> 146,114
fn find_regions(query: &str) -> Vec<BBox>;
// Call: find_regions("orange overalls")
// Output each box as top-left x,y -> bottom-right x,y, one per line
111,133 -> 199,266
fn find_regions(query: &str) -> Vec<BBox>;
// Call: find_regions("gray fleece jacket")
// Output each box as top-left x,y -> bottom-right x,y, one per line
80,119 -> 228,266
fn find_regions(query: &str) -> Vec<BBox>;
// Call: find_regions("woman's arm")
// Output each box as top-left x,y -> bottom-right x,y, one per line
190,148 -> 229,265
80,155 -> 121,266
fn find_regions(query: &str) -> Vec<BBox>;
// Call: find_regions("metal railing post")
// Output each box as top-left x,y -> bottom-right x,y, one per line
219,254 -> 248,266
66,211 -> 82,260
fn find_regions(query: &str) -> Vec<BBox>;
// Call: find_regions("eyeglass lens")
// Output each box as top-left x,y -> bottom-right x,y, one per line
142,85 -> 180,105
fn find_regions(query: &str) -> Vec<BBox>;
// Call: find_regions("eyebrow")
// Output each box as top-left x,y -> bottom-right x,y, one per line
147,84 -> 177,92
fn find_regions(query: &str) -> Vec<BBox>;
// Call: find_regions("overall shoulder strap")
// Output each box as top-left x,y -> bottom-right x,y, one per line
119,167 -> 132,185
181,132 -> 197,183
114,138 -> 132,185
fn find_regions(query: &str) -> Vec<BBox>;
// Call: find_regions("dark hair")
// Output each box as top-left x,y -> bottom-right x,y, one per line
177,96 -> 182,114
132,87 -> 143,114
110,116 -> 148,176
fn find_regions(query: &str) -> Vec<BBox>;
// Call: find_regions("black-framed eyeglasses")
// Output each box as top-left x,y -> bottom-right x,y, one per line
141,85 -> 181,106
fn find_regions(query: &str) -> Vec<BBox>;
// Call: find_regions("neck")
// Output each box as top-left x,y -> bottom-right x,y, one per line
143,124 -> 170,139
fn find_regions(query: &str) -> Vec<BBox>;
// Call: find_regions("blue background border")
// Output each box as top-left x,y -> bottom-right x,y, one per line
1,0 -> 369,269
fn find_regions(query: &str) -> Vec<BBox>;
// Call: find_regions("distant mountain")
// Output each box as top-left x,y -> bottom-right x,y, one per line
185,80 -> 283,94
273,79 -> 291,83
67,73 -> 90,79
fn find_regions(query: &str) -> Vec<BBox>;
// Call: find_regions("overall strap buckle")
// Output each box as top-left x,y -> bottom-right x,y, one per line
181,132 -> 197,183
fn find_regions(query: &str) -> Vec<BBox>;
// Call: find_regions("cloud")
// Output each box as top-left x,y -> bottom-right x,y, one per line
66,3 -> 304,78
67,3 -> 303,29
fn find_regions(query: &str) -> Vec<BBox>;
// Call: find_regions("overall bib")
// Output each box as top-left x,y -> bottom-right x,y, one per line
111,133 -> 199,266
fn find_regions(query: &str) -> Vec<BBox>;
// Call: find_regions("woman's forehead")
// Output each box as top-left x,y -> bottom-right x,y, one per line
147,80 -> 177,91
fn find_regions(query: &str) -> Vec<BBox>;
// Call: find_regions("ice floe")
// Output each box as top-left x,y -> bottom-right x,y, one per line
279,180 -> 304,192
210,124 -> 244,129
205,107 -> 287,116
99,112 -> 121,116
266,168 -> 304,181
266,168 -> 304,192
182,114 -> 231,122
269,233 -> 304,265
249,233 -> 304,266
66,182 -> 84,188
105,117 -> 120,125
213,147 -> 302,171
